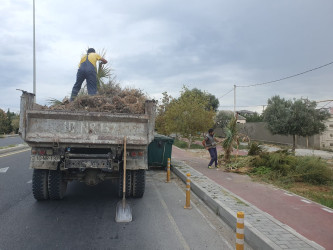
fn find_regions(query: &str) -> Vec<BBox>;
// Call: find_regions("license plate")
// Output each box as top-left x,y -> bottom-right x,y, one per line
31,155 -> 61,161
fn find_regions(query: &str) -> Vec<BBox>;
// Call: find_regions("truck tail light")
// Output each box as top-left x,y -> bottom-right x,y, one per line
39,150 -> 46,155
131,151 -> 137,157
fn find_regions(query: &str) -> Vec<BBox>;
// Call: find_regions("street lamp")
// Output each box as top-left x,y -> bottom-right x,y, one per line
33,0 -> 36,102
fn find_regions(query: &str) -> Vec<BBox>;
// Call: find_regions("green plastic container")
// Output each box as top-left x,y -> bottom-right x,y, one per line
148,134 -> 174,167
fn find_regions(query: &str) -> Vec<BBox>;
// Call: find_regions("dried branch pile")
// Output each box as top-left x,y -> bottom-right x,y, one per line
44,83 -> 148,114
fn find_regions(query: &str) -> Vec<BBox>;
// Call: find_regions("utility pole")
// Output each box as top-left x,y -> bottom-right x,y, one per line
33,0 -> 36,102
234,84 -> 236,116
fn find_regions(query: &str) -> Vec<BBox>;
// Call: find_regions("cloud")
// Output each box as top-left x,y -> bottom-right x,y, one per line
1,0 -> 333,113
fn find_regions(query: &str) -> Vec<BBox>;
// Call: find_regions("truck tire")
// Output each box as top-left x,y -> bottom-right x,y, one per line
118,169 -> 131,198
32,169 -> 49,201
48,170 -> 67,200
132,170 -> 145,198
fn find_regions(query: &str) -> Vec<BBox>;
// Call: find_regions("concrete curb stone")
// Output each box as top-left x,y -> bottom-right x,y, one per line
171,159 -> 324,250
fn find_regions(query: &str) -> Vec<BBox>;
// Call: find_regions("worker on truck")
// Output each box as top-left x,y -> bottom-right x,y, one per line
70,48 -> 108,101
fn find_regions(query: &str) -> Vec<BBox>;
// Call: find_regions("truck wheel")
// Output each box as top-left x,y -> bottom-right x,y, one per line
118,169 -> 131,198
132,170 -> 145,198
32,169 -> 49,201
48,170 -> 67,200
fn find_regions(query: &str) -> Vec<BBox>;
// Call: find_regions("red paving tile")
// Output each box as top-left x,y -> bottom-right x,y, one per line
173,146 -> 333,250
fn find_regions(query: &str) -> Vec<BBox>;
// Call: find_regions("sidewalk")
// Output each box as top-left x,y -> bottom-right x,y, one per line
172,146 -> 332,250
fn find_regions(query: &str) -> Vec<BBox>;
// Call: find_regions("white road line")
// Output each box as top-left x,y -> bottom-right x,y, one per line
284,192 -> 293,196
321,208 -> 333,213
301,199 -> 312,204
152,181 -> 190,250
0,167 -> 9,173
27,180 -> 32,184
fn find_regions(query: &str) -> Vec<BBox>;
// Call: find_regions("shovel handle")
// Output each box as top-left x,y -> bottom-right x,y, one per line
123,136 -> 127,196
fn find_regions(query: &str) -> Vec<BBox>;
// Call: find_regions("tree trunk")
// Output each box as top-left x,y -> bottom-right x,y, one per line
306,136 -> 309,148
292,134 -> 296,153
188,135 -> 192,149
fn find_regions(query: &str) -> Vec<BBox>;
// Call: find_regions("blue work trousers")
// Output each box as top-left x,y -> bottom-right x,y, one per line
208,147 -> 218,167
70,57 -> 97,101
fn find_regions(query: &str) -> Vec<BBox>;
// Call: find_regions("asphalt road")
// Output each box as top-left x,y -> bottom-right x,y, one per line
0,136 -> 24,147
0,150 -> 236,250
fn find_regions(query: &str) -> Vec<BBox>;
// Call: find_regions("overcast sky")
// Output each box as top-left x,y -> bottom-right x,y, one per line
1,0 -> 332,113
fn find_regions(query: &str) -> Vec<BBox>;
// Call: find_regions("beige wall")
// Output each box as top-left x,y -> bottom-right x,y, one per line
215,122 -> 322,149
320,117 -> 333,150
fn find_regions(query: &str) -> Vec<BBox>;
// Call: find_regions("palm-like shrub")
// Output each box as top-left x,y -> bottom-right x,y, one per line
222,116 -> 238,162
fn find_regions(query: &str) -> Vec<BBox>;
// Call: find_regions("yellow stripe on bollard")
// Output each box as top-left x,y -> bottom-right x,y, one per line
236,212 -> 245,250
166,158 -> 171,183
184,173 -> 191,209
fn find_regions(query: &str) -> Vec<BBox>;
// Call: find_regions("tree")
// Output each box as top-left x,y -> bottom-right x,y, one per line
155,92 -> 173,135
240,112 -> 263,122
182,88 -> 219,112
0,109 -> 11,134
162,87 -> 215,147
215,110 -> 234,129
263,95 -> 330,151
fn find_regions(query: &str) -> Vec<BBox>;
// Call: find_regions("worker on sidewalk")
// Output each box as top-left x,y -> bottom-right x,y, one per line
70,48 -> 108,101
202,128 -> 218,168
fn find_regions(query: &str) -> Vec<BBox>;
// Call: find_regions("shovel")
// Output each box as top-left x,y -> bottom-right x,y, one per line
115,136 -> 132,222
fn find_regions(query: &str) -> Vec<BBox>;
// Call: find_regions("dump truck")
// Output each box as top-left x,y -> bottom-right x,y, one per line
19,91 -> 156,200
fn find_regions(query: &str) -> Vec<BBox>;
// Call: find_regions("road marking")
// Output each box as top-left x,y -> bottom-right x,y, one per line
284,192 -> 293,196
152,181 -> 190,250
0,148 -> 30,158
0,167 -> 9,173
174,182 -> 217,231
301,199 -> 311,204
322,208 -> 333,213
226,177 -> 232,180
27,180 -> 32,184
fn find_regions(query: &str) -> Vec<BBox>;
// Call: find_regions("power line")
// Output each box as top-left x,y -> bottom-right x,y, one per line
237,61 -> 333,88
219,105 -> 265,108
218,88 -> 234,99
320,101 -> 333,109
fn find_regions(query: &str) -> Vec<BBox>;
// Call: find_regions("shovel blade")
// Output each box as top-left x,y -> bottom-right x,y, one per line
115,200 -> 132,223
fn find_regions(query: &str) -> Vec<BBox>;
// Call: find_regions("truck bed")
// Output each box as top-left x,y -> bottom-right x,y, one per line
19,92 -> 156,147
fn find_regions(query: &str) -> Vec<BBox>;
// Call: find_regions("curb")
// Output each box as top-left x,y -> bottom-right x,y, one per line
0,144 -> 30,156
171,160 -> 324,250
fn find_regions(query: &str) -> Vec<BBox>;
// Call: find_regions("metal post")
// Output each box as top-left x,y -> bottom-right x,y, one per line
184,173 -> 191,209
33,0 -> 36,102
234,84 -> 236,116
166,158 -> 171,183
236,212 -> 245,250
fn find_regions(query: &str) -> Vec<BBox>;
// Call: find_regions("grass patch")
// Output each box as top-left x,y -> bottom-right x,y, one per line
174,139 -> 204,149
248,151 -> 333,208
190,144 -> 204,149
174,139 -> 188,149
0,135 -> 5,138
221,150 -> 333,208
0,144 -> 16,150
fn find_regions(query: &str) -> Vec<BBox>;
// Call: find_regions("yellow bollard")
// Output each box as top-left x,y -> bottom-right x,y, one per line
184,173 -> 192,209
236,212 -> 245,250
166,158 -> 171,183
